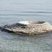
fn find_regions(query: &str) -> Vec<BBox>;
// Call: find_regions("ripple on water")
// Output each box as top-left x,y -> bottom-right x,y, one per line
0,30 -> 52,52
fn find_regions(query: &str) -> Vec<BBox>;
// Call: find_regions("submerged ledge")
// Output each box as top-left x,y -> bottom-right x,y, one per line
0,21 -> 52,36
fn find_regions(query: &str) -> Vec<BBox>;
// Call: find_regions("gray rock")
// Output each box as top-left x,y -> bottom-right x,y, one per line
0,21 -> 52,36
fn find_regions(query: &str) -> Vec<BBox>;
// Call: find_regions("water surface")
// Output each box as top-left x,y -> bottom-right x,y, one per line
0,0 -> 52,52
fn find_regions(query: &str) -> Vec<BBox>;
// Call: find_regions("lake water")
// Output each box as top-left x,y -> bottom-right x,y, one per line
0,0 -> 52,52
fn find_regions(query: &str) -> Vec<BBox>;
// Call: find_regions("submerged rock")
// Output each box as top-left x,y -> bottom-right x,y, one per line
0,21 -> 52,36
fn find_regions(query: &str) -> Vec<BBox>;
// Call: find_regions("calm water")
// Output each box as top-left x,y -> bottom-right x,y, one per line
0,0 -> 52,52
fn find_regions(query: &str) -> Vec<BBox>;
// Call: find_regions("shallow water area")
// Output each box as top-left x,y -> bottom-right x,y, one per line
0,30 -> 52,52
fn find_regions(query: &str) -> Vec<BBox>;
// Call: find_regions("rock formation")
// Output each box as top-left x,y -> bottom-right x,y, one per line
0,21 -> 52,36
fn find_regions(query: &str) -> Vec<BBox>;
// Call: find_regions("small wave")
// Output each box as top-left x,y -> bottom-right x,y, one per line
0,14 -> 42,16
0,11 -> 52,16
22,11 -> 52,13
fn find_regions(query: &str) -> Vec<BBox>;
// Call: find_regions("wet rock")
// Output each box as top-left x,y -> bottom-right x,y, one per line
0,21 -> 52,36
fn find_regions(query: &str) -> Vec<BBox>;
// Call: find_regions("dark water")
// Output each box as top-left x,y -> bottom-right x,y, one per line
0,0 -> 52,52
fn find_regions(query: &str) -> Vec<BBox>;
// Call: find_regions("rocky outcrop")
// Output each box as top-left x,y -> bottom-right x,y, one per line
0,21 -> 52,36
